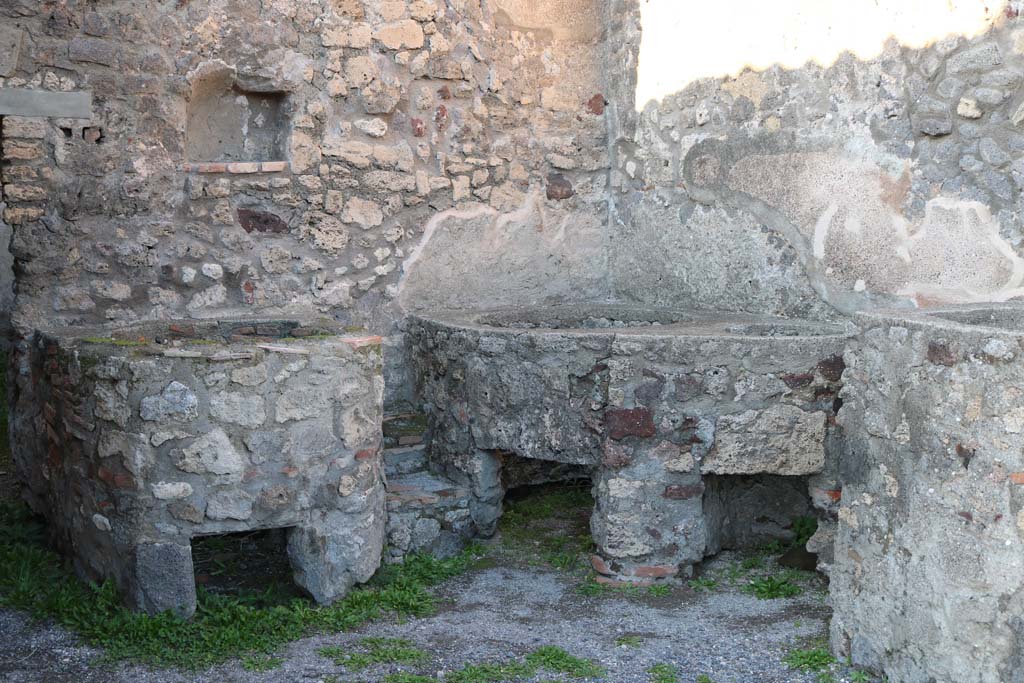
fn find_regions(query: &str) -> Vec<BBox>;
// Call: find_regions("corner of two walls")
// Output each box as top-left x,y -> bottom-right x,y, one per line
0,1 -> 614,412
15,1 -> 1024,411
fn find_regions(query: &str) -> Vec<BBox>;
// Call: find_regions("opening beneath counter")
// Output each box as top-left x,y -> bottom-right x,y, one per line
191,528 -> 303,604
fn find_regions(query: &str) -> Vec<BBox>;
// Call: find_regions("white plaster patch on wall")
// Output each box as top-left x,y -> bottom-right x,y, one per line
396,190 -> 606,311
811,194 -> 1024,305
813,203 -> 838,260
635,0 -> 1002,108
398,202 -> 498,288
729,144 -> 1024,308
896,198 -> 1024,304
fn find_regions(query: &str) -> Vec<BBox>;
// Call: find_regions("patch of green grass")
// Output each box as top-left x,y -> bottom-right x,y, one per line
616,634 -> 643,647
446,660 -> 536,683
743,574 -> 802,599
0,351 -> 8,471
576,577 -> 612,596
740,556 -> 763,571
783,646 -> 836,673
319,637 -> 427,670
575,575 -> 649,598
696,675 -> 714,683
850,671 -> 871,683
525,645 -> 605,678
445,646 -> 604,682
687,576 -> 718,592
0,500 -> 482,670
383,674 -> 435,683
81,337 -> 148,346
722,554 -> 768,585
647,584 -> 671,597
500,484 -> 594,571
647,662 -> 680,683
241,654 -> 284,671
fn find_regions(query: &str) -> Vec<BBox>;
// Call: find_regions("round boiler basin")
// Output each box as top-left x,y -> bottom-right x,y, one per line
920,303 -> 1024,333
470,304 -> 702,330
421,303 -> 853,339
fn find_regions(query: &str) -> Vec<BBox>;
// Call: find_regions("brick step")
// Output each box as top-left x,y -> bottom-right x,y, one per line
383,444 -> 427,478
385,470 -> 469,512
384,470 -> 475,564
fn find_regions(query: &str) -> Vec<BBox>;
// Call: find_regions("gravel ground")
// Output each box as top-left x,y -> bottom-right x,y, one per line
0,477 -> 872,683
0,545 -> 877,683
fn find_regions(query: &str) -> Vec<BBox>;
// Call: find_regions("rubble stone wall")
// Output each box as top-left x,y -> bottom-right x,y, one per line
605,1 -> 1024,318
0,0 -> 611,406
10,319 -> 384,616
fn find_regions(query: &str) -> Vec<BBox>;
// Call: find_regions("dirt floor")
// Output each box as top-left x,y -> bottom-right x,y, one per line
0,482 -> 876,683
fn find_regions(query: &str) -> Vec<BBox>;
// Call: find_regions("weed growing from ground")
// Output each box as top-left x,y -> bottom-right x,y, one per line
318,636 -> 427,670
850,671 -> 871,683
383,674 -> 435,683
575,577 -> 609,596
743,574 -> 802,599
646,662 -> 680,683
783,646 -> 836,673
647,584 -> 672,597
696,675 -> 715,683
443,646 -> 604,682
0,501 -> 482,670
791,516 -> 819,547
525,645 -> 605,678
445,660 -> 536,683
615,634 -> 643,647
687,576 -> 718,592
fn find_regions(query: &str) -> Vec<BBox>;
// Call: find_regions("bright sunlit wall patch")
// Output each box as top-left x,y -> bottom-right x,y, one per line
635,0 -> 1007,109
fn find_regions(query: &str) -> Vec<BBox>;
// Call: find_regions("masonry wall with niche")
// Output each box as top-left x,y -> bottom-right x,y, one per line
185,67 -> 289,164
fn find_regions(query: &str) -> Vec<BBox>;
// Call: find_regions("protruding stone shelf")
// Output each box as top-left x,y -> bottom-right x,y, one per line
182,161 -> 290,174
10,318 -> 385,617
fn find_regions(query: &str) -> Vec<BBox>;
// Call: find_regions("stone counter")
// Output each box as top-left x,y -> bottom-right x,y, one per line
834,304 -> 1024,683
407,304 -> 853,580
10,319 -> 384,617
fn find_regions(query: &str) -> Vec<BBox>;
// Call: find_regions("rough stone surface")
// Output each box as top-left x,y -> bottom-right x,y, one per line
10,320 -> 384,617
140,381 -> 198,423
7,2 -> 1024,676
131,543 -> 196,619
384,444 -> 474,563
408,304 -> 850,576
833,304 -> 1024,683
702,405 -> 826,475
0,0 -> 610,411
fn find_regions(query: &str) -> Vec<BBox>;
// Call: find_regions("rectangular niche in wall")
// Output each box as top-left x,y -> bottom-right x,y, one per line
186,75 -> 288,163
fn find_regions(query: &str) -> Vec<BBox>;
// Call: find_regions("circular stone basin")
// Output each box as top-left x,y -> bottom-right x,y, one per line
406,302 -> 853,581
473,305 -> 698,330
423,304 -> 853,339
921,304 -> 1024,333
721,322 -> 843,337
